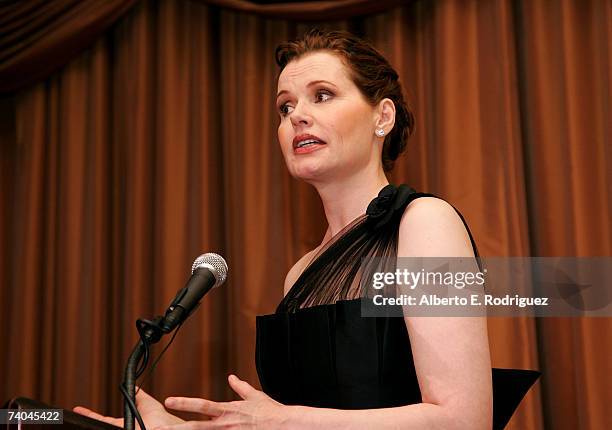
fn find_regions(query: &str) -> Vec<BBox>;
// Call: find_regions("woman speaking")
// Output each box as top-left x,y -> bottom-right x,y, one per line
77,28 -> 494,429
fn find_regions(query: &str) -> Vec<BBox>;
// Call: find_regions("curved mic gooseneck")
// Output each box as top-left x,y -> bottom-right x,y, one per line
121,253 -> 228,430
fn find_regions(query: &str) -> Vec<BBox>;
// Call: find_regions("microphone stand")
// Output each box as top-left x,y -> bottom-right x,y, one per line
123,342 -> 146,430
122,315 -> 168,430
121,260 -> 221,430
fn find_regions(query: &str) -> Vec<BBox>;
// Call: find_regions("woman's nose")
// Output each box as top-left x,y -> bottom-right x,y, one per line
290,102 -> 312,127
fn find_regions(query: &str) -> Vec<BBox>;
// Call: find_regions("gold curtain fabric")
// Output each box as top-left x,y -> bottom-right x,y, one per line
192,0 -> 407,20
0,1 -> 610,429
0,0 -> 406,93
0,0 -> 138,93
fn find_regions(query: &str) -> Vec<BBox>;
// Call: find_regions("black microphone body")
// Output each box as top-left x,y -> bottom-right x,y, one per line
123,253 -> 227,430
162,267 -> 217,332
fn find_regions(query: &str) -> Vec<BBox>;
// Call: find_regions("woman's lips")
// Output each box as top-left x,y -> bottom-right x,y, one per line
294,142 -> 326,154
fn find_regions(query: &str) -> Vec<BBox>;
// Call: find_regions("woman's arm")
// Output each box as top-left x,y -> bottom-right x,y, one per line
397,197 -> 492,428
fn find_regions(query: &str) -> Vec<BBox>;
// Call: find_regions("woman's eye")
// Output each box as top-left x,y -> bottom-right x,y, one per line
279,103 -> 293,116
315,90 -> 333,103
278,91 -> 332,117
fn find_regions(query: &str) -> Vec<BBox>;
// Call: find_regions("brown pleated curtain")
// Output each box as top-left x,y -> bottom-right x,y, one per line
0,1 -> 610,429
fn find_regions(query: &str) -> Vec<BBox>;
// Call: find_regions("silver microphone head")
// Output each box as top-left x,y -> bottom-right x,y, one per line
191,253 -> 228,288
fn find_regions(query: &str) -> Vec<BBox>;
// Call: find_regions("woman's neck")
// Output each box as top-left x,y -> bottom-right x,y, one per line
314,169 -> 389,240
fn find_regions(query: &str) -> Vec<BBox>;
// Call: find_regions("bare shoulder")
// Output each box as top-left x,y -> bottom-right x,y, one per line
283,249 -> 318,296
398,196 -> 475,258
398,196 -> 492,427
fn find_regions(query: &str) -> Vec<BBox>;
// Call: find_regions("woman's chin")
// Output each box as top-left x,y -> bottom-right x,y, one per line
289,160 -> 332,182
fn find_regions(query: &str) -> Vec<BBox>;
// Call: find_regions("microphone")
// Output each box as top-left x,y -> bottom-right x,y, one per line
161,253 -> 228,332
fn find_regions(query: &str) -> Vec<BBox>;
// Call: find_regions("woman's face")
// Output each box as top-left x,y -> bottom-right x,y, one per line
276,51 -> 381,183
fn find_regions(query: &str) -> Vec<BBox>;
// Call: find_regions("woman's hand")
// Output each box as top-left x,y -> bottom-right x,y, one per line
157,375 -> 292,430
74,388 -> 185,429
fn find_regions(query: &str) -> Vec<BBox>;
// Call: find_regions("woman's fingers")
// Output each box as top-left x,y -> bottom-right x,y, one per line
73,407 -> 123,427
227,374 -> 265,401
135,387 -> 164,413
155,421 -> 216,430
164,398 -> 224,418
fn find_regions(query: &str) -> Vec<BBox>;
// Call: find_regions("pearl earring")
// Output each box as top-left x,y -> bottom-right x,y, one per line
375,128 -> 385,137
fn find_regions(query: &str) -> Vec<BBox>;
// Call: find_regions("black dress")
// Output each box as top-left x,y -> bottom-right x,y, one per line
256,184 -> 540,429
